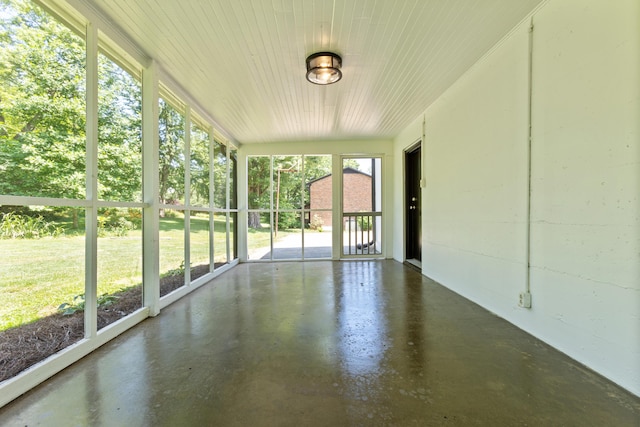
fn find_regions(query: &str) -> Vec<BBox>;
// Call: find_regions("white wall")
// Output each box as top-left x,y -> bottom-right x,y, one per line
529,0 -> 640,396
394,0 -> 640,396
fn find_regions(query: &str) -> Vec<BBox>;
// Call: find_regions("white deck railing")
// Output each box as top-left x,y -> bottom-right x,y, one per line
342,211 -> 382,256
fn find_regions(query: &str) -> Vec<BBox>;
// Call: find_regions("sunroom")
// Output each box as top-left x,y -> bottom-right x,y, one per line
0,0 -> 639,422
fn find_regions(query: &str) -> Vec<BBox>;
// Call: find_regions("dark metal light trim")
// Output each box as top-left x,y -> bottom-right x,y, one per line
305,52 -> 342,85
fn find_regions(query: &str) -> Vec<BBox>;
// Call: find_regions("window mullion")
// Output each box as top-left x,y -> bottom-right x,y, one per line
225,139 -> 231,263
209,127 -> 215,272
184,107 -> 191,285
269,156 -> 274,260
301,156 -> 305,259
142,61 -> 160,316
84,22 -> 99,339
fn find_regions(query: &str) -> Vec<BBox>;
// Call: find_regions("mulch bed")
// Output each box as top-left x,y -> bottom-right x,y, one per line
0,264 -> 212,382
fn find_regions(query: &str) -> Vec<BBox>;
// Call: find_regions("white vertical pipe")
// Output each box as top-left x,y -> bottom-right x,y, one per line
525,18 -> 534,299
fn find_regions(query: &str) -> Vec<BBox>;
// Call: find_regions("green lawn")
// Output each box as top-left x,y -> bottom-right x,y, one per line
1,234 -> 86,330
247,223 -> 296,259
0,214 -> 251,331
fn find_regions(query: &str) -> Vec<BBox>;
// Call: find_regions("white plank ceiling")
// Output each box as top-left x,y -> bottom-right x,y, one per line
86,0 -> 544,144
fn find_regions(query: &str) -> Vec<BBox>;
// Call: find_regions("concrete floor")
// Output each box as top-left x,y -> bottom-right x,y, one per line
1,260 -> 639,426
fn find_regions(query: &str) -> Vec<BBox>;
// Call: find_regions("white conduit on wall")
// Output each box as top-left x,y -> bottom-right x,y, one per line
422,114 -> 426,187
523,17 -> 534,308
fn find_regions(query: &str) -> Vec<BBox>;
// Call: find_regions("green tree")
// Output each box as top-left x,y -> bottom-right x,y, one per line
273,156 -> 301,210
247,156 -> 270,228
97,54 -> 142,202
0,0 -> 143,226
212,139 -> 227,208
190,124 -> 210,206
158,98 -> 185,208
0,0 -> 86,203
273,156 -> 301,231
246,155 -> 333,230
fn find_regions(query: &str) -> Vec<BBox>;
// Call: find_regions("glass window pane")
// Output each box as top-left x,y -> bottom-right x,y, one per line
230,212 -> 237,261
98,54 -> 142,202
158,99 -> 185,205
304,218 -> 332,259
213,140 -> 227,209
159,209 -> 185,297
273,212 -> 302,260
213,213 -> 228,267
342,158 -> 373,212
273,156 -> 302,211
342,157 -> 383,256
97,207 -> 142,330
305,155 -> 332,210
190,125 -> 210,207
247,212 -> 271,260
305,155 -> 332,233
247,156 -> 270,210
0,2 -> 86,199
190,211 -> 210,281
0,206 -> 85,381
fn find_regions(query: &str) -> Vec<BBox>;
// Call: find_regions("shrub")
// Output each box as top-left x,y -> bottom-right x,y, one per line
310,214 -> 324,232
98,209 -> 139,237
58,293 -> 119,315
276,212 -> 300,230
161,260 -> 187,278
0,212 -> 65,239
162,209 -> 180,219
357,215 -> 373,231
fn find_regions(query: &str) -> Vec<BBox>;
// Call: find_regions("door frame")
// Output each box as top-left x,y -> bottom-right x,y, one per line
339,155 -> 384,259
404,140 -> 422,266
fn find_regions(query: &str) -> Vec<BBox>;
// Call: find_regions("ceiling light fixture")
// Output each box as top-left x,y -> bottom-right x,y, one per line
305,52 -> 342,85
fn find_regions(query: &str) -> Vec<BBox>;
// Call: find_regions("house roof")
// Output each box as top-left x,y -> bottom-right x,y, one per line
307,167 -> 370,187
87,0 -> 544,144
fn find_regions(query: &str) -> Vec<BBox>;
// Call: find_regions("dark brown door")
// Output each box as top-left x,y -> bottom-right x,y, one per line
405,146 -> 421,261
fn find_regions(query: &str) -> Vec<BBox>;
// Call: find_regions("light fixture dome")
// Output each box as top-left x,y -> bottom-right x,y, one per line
305,52 -> 342,85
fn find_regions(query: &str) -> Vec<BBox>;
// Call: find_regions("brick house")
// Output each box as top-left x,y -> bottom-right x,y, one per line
307,167 -> 372,227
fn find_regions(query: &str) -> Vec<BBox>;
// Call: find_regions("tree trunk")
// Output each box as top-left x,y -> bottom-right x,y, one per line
0,97 -> 7,137
13,112 -> 43,140
248,211 -> 262,229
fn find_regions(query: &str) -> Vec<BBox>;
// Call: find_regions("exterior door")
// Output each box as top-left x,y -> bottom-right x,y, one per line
341,157 -> 383,257
405,145 -> 421,261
